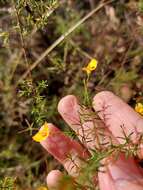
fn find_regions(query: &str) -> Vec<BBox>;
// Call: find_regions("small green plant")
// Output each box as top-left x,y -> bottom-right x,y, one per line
14,0 -> 59,33
19,80 -> 48,125
0,177 -> 16,190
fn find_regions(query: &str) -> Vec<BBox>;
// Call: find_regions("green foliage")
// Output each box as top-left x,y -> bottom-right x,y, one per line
19,80 -> 48,125
14,0 -> 59,33
0,32 -> 9,47
0,177 -> 16,190
139,0 -> 143,12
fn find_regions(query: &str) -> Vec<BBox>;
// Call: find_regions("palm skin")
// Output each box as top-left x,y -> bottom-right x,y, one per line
40,91 -> 143,190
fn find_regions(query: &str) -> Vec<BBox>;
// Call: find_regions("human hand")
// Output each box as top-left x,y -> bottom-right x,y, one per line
40,91 -> 143,190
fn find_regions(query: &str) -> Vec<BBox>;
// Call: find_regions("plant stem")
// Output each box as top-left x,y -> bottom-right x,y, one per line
83,75 -> 90,106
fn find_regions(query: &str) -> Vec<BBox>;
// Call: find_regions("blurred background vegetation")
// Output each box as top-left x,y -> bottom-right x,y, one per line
0,0 -> 143,189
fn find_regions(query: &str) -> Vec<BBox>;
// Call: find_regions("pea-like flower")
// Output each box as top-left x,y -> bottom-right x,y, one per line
135,102 -> 143,115
82,58 -> 98,75
32,122 -> 50,142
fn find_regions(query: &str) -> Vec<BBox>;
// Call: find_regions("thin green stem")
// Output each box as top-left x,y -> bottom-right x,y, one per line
83,75 -> 90,106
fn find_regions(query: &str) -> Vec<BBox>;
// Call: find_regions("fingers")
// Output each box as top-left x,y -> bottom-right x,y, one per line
93,91 -> 143,144
58,95 -> 114,151
46,170 -> 63,189
40,123 -> 88,177
99,154 -> 143,190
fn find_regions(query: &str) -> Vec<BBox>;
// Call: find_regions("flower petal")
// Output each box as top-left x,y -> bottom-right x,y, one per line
87,58 -> 98,71
32,122 -> 50,142
135,103 -> 143,115
82,58 -> 98,75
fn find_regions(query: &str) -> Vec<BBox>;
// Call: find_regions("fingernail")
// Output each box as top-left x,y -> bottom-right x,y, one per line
58,95 -> 78,112
58,95 -> 80,125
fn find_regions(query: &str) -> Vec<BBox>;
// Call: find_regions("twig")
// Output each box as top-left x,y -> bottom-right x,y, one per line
13,0 -> 32,80
17,0 -> 114,84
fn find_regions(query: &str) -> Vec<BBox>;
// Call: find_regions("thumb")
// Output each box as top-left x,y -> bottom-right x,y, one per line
47,170 -> 63,189
47,170 -> 76,190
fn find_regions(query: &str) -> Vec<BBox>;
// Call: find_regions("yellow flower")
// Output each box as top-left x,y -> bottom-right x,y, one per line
135,103 -> 143,115
32,122 -> 50,142
36,186 -> 48,190
82,58 -> 98,75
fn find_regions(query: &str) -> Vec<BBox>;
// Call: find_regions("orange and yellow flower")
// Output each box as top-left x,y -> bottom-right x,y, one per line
82,58 -> 98,75
135,103 -> 143,115
32,122 -> 50,142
